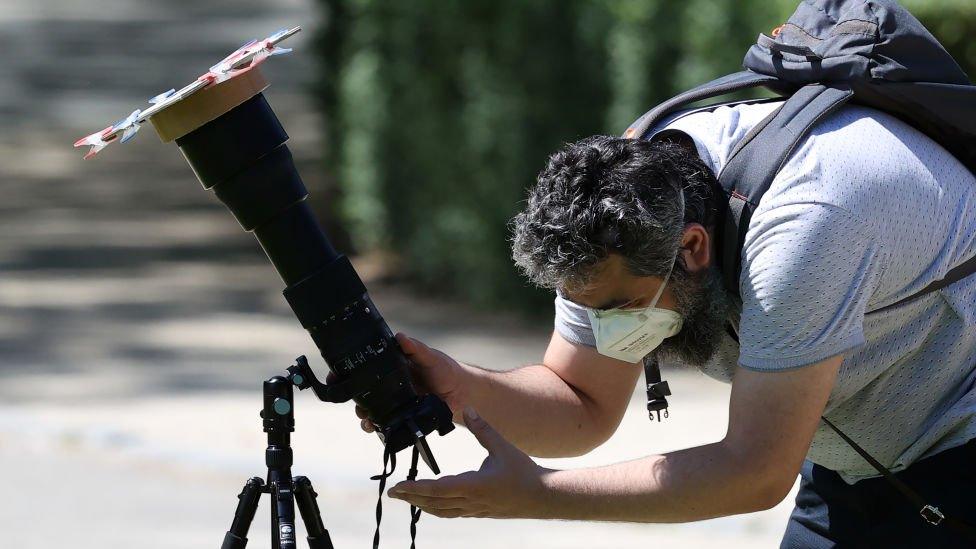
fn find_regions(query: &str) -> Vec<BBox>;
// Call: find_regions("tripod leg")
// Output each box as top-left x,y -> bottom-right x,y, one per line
294,476 -> 334,549
221,477 -> 264,549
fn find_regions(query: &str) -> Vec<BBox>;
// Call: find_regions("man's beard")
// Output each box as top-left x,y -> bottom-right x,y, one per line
655,263 -> 734,368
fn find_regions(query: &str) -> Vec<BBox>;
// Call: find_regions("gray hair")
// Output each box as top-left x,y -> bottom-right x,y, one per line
510,135 -> 718,292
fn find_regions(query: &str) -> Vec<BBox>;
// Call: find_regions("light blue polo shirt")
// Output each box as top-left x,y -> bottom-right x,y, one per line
554,101 -> 976,483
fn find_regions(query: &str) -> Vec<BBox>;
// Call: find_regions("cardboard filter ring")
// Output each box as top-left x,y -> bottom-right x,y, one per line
149,66 -> 269,143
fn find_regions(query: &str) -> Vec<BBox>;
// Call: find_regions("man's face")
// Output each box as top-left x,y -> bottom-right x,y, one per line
563,249 -> 733,368
565,253 -> 677,313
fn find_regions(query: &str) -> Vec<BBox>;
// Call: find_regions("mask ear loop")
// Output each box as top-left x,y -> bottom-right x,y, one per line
644,180 -> 685,421
647,259 -> 674,310
648,184 -> 686,310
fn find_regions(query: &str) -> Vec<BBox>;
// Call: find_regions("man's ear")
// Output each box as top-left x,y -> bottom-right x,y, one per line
680,223 -> 710,273
652,129 -> 699,158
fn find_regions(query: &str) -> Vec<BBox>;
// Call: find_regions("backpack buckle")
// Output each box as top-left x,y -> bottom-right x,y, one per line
920,504 -> 944,526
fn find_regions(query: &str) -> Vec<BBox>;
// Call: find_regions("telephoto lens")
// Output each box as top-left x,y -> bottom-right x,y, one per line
74,30 -> 454,545
171,88 -> 453,467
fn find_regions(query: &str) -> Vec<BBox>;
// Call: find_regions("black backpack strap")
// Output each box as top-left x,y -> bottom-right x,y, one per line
715,83 -> 853,297
624,70 -> 784,140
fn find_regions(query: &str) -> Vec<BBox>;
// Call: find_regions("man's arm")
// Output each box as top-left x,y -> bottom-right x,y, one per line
390,353 -> 841,521
394,330 -> 642,458
539,354 -> 842,521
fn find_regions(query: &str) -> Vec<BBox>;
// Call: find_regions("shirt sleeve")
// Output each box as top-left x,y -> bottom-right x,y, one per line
553,293 -> 597,347
737,201 -> 887,371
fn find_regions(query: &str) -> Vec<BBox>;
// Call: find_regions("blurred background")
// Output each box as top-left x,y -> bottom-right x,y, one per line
2,1 -> 973,548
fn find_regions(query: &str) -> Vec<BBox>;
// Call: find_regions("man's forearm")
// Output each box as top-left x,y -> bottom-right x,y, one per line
455,363 -> 606,458
538,440 -> 786,522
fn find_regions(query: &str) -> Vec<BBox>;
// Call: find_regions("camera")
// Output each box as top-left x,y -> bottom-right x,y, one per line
74,31 -> 454,545
174,91 -> 454,470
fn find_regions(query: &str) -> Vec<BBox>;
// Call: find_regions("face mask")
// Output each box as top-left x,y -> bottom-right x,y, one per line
586,259 -> 683,363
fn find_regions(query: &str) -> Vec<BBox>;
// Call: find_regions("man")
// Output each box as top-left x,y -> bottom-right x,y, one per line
364,99 -> 976,546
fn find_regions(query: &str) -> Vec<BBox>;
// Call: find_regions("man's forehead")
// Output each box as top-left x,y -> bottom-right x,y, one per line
560,255 -> 659,309
559,256 -> 620,299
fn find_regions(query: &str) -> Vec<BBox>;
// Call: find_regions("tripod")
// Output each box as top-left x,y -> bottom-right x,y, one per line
221,375 -> 334,549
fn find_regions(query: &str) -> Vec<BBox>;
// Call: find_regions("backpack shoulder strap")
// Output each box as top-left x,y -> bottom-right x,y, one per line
624,70 -> 784,140
715,83 -> 853,298
713,82 -> 976,307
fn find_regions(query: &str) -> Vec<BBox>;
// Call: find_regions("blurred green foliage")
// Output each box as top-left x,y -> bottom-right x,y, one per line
313,0 -> 976,315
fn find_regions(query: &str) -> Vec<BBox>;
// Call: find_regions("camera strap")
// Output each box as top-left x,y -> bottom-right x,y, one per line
371,446 -> 396,549
407,447 -> 422,548
821,417 -> 976,540
371,444 -> 423,549
643,354 -> 976,539
642,356 -> 671,421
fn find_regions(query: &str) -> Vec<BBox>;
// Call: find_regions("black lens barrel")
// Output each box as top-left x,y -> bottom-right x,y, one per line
176,93 -> 338,285
173,91 -> 452,443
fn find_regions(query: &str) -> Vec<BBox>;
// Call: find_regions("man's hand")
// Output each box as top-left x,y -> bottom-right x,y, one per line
358,330 -> 643,458
387,407 -> 552,518
357,332 -> 466,433
385,354 -> 843,523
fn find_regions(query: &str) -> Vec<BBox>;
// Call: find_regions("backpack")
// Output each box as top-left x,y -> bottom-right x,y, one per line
627,0 -> 976,535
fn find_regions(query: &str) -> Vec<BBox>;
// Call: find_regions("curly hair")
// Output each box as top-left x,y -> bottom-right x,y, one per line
511,135 -> 719,292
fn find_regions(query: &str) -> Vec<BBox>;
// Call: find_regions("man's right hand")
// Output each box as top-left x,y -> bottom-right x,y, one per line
356,332 -> 467,433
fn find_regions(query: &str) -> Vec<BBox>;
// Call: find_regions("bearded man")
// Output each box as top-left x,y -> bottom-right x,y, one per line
365,100 -> 976,547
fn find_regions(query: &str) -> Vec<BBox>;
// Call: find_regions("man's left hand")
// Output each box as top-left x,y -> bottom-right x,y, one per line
388,407 -> 553,519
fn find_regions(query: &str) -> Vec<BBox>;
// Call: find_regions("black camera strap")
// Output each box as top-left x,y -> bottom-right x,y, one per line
642,356 -> 671,421
371,446 -> 396,549
406,447 -> 422,548
371,444 -> 423,549
644,356 -> 976,538
821,416 -> 976,540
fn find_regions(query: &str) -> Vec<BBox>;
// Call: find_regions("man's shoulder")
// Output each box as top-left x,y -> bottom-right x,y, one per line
761,100 -> 970,218
662,99 -> 938,179
659,101 -> 782,175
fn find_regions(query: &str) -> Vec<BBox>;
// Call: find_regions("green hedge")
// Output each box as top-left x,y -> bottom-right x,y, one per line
313,0 -> 976,315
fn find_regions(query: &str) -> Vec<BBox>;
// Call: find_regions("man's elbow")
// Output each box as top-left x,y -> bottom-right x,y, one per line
528,408 -> 620,459
528,423 -> 612,458
748,466 -> 797,512
569,420 -> 617,456
749,485 -> 790,513
571,401 -> 626,455
721,443 -> 797,512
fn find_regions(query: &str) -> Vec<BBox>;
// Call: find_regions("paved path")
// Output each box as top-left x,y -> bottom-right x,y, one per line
0,1 -> 797,547
5,380 -> 797,549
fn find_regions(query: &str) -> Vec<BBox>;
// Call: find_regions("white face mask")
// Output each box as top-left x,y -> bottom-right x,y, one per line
585,259 -> 683,363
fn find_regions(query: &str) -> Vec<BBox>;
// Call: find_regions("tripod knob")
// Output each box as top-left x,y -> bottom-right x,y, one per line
266,447 -> 293,468
273,398 -> 291,415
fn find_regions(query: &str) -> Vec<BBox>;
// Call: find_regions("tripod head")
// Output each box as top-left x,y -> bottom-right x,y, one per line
262,376 -> 295,471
